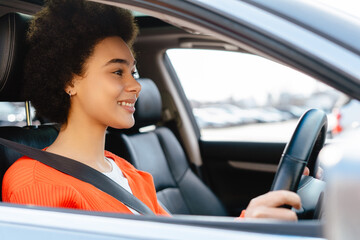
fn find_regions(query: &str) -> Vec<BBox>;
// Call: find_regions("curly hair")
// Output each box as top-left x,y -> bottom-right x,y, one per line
24,0 -> 138,124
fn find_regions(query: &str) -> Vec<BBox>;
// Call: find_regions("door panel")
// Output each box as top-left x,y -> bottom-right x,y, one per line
200,140 -> 285,216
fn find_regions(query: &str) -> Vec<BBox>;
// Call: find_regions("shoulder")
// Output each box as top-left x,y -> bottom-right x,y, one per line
2,156 -> 82,205
3,156 -> 39,190
3,155 -> 74,195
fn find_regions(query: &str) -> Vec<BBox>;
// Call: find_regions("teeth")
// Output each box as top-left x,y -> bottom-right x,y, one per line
117,101 -> 134,107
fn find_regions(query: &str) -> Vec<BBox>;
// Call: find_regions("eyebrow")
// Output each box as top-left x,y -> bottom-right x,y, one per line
103,58 -> 137,67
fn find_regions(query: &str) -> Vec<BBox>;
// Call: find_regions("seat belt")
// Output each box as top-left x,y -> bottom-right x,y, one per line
0,137 -> 155,216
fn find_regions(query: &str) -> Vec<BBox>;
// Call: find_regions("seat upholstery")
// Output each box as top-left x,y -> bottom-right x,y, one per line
106,79 -> 228,216
0,12 -> 32,101
0,12 -> 59,199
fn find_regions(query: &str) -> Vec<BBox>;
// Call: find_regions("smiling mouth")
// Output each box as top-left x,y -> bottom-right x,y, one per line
117,101 -> 135,107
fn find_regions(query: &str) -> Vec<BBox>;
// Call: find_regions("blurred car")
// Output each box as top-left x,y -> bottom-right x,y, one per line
193,107 -> 241,128
251,107 -> 293,123
0,0 -> 360,239
193,104 -> 293,129
193,104 -> 261,128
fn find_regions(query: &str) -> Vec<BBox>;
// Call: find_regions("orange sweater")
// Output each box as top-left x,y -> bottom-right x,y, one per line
2,150 -> 169,216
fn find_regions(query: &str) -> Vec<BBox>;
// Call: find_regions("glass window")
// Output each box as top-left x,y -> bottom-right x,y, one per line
0,102 -> 39,127
166,49 -> 354,142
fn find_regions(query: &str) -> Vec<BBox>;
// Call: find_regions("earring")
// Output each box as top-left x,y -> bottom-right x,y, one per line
68,91 -> 72,97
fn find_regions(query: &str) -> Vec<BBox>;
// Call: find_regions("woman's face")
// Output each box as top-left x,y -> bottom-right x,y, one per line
68,36 -> 141,129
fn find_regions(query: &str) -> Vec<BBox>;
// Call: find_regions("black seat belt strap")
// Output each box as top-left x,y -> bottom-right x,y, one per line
0,137 -> 155,216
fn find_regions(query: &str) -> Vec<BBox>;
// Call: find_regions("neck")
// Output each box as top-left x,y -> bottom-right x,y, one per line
47,116 -> 109,172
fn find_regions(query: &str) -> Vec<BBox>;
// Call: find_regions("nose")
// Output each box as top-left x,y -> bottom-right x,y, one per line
125,74 -> 141,96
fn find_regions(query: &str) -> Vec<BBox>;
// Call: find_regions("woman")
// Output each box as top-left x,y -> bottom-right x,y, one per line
2,0 -> 301,220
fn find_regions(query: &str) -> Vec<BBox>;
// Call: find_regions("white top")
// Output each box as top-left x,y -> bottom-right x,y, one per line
102,158 -> 140,215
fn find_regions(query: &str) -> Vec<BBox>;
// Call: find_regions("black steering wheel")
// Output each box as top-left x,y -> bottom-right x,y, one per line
271,109 -> 327,219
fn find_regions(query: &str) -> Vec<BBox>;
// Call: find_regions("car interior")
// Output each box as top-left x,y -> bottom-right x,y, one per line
0,3 -> 332,236
0,0 -> 287,217
0,9 -> 230,216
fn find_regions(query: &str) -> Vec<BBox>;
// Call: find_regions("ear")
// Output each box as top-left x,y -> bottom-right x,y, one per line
64,83 -> 76,97
64,74 -> 81,96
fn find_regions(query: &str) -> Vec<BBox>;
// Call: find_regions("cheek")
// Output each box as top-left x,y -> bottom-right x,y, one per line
89,76 -> 121,100
78,73 -> 127,110
107,78 -> 127,99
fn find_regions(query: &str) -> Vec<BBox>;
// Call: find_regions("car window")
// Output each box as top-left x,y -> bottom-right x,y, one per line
0,102 -> 39,126
166,49 -> 355,142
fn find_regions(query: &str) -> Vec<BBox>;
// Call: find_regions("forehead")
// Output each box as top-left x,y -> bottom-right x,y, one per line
91,36 -> 135,65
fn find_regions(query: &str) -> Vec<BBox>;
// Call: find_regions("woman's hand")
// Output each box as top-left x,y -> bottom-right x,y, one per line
244,190 -> 301,221
243,167 -> 323,221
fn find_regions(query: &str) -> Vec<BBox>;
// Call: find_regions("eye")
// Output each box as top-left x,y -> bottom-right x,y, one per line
113,69 -> 123,76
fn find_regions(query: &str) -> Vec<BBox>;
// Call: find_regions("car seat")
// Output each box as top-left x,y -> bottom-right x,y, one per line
106,79 -> 228,216
0,13 -> 59,199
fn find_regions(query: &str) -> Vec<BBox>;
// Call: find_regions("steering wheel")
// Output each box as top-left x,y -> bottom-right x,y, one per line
271,109 -> 327,219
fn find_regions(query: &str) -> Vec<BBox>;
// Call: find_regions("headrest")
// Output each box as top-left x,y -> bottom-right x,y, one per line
0,12 -> 32,101
133,78 -> 162,129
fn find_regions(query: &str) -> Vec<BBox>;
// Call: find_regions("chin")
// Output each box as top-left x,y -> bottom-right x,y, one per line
109,121 -> 135,130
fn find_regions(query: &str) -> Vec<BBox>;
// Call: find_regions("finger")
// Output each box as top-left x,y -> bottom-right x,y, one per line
270,191 -> 302,210
245,206 -> 298,221
249,190 -> 301,210
303,167 -> 310,176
